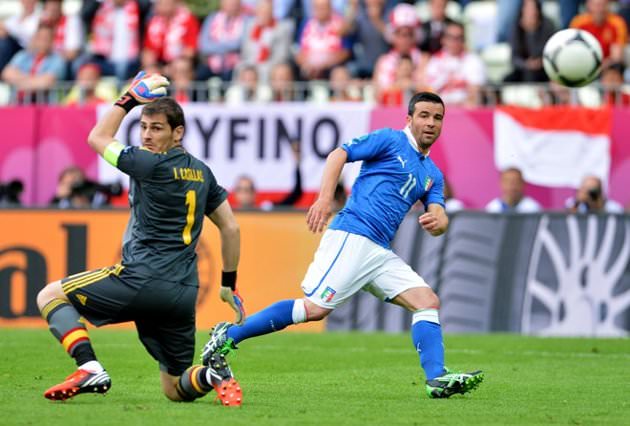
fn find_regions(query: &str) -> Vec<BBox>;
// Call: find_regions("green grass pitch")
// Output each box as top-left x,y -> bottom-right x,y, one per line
1,329 -> 629,425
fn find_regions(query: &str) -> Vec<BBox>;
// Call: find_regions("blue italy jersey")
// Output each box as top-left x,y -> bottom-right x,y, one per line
329,127 -> 445,249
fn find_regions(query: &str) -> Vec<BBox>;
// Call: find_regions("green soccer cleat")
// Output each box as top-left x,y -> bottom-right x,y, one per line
425,370 -> 484,399
201,322 -> 237,366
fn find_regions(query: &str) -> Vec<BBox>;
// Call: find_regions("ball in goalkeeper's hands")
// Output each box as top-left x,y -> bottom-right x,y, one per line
129,71 -> 169,103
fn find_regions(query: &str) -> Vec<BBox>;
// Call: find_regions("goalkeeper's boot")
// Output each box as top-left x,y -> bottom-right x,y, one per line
425,370 -> 484,399
44,369 -> 111,401
201,322 -> 236,365
207,352 -> 242,407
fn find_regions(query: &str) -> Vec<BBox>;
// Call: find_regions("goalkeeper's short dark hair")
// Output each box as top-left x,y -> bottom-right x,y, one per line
142,97 -> 185,130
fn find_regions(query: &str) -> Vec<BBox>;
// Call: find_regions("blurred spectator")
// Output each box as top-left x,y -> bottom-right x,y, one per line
565,175 -> 623,213
342,0 -> 389,78
419,0 -> 457,55
504,0 -> 556,83
1,24 -> 65,103
485,168 -> 542,213
165,56 -> 199,103
50,165 -> 122,208
64,62 -> 116,106
444,178 -> 464,212
50,166 -> 85,207
269,62 -> 296,101
232,175 -> 257,209
237,0 -> 293,83
620,0 -> 630,30
77,0 -> 151,81
373,4 -> 424,102
271,140 -> 304,208
329,65 -> 361,101
601,63 -> 630,106
378,54 -> 414,106
273,0 -> 348,21
197,0 -> 249,82
225,65 -> 260,102
295,0 -> 351,80
142,0 -> 199,72
421,21 -> 486,107
560,0 -> 585,28
570,0 -> 628,67
0,0 -> 42,72
496,0 -> 523,43
41,0 -> 83,77
0,179 -> 24,207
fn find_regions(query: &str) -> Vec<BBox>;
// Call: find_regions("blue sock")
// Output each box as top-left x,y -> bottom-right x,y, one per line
227,300 -> 296,345
411,309 -> 445,380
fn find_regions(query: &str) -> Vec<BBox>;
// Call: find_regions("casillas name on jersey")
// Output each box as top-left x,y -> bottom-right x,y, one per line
330,127 -> 445,249
116,146 -> 227,285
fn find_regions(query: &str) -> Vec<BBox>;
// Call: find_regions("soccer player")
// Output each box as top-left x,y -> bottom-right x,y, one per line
202,92 -> 484,399
36,72 -> 246,405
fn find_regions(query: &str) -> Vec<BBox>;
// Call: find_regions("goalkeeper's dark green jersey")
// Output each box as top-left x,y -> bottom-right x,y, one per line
114,145 -> 227,286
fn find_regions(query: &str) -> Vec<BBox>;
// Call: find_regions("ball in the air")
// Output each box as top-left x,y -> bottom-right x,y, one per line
542,29 -> 603,87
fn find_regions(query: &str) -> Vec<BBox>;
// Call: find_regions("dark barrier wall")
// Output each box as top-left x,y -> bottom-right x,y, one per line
328,212 -> 630,337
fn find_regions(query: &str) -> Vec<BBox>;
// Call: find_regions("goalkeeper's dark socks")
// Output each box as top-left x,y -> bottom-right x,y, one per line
228,299 -> 296,344
411,309 -> 445,381
41,298 -> 98,366
176,366 -> 214,401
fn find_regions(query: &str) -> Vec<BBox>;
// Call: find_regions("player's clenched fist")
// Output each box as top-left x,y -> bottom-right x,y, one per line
115,71 -> 169,112
418,212 -> 438,232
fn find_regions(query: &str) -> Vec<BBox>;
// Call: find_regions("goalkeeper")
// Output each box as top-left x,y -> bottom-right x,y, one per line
36,72 -> 246,406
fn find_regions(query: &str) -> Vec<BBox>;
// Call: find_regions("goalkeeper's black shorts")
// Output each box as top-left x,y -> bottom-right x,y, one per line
61,265 -> 197,376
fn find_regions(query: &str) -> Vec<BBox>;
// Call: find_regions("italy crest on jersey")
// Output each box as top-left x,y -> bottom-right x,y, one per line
423,176 -> 434,191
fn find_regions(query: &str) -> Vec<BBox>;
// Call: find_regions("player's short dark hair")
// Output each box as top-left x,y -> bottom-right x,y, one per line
142,97 -> 185,130
407,92 -> 445,116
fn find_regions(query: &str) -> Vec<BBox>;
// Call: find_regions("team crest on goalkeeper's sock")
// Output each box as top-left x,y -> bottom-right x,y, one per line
321,287 -> 336,303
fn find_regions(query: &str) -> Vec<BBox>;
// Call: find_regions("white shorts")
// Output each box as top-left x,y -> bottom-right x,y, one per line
301,229 -> 429,309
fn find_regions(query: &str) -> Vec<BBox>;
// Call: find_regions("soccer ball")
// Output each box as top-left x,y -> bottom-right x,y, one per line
542,29 -> 603,87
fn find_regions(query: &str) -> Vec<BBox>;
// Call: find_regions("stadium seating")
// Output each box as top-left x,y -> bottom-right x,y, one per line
462,1 -> 498,52
415,0 -> 463,22
501,84 -> 544,108
0,0 -> 81,18
0,82 -> 10,105
480,42 -> 512,84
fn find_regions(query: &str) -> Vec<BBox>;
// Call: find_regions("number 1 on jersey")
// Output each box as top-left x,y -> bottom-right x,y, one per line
183,190 -> 196,245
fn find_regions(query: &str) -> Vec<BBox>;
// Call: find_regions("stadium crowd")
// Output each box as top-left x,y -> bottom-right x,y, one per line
0,0 -> 629,106
0,0 -> 629,212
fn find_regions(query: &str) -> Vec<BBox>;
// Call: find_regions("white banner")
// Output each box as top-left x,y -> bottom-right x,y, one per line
97,103 -> 371,191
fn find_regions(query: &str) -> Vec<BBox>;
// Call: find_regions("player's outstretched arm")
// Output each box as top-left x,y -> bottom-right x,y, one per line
208,200 -> 245,324
419,203 -> 449,237
87,71 -> 169,157
307,147 -> 348,233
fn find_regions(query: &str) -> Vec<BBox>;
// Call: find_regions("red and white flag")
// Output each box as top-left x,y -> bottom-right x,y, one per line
494,106 -> 612,188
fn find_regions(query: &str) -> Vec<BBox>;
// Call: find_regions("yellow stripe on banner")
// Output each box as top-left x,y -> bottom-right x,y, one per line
62,270 -> 109,294
61,329 -> 89,352
41,298 -> 67,319
189,366 -> 204,393
62,268 -> 107,292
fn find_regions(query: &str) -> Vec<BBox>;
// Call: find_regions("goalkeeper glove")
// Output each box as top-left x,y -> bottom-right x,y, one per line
115,71 -> 169,113
220,271 -> 246,325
